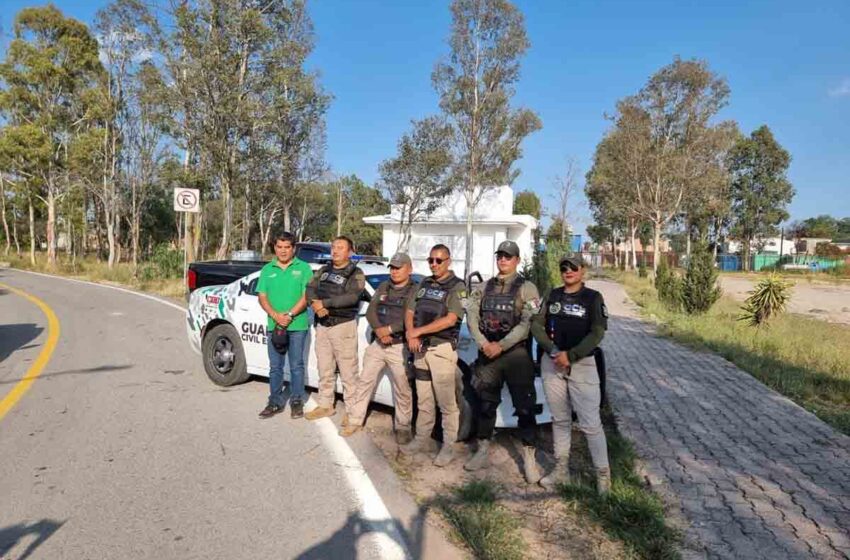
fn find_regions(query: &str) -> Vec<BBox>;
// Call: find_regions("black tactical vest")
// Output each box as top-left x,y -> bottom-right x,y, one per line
315,262 -> 359,323
479,275 -> 525,342
545,285 -> 600,351
413,274 -> 464,343
375,281 -> 415,343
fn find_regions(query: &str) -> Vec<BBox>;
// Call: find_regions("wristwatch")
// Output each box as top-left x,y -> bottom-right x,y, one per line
286,311 -> 294,318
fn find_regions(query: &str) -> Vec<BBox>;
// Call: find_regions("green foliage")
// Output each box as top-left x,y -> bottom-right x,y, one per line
545,216 -> 571,243
437,480 -> 526,560
738,274 -> 792,327
815,242 -> 846,258
513,190 -> 541,219
682,243 -> 721,314
638,263 -> 648,278
654,259 -> 683,311
544,239 -> 572,287
728,126 -> 794,268
139,244 -> 182,280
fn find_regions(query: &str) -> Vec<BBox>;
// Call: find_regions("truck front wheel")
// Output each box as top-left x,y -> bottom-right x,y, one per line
202,324 -> 250,386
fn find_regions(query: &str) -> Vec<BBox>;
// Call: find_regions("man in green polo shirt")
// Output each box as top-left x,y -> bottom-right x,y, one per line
257,231 -> 312,419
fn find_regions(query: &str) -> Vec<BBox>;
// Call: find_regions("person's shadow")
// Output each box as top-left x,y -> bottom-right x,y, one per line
294,513 -> 409,560
0,519 -> 64,560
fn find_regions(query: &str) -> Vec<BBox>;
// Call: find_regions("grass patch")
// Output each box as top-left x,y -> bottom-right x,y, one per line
614,271 -> 850,435
436,479 -> 527,560
560,408 -> 681,560
3,252 -> 185,300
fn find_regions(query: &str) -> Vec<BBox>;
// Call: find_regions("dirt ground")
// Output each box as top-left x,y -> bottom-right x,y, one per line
720,275 -> 850,324
361,407 -> 631,560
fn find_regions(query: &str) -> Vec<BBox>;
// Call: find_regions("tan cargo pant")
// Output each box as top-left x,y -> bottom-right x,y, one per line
541,355 -> 609,470
314,320 -> 359,412
413,341 -> 459,445
348,341 -> 413,428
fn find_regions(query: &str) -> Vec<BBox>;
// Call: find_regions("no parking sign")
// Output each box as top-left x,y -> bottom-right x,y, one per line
173,188 -> 200,213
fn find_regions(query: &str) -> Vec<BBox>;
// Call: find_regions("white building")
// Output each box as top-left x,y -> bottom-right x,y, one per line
724,237 -> 797,256
363,186 -> 537,279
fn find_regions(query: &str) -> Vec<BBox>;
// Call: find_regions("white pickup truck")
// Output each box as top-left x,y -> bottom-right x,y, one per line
186,261 -> 551,438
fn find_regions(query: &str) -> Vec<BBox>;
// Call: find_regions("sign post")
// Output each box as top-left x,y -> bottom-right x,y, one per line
173,188 -> 200,295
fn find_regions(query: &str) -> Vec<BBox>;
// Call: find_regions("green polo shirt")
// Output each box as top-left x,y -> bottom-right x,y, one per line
256,257 -> 312,331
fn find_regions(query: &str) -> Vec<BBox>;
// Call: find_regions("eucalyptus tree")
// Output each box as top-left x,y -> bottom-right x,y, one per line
433,0 -> 541,275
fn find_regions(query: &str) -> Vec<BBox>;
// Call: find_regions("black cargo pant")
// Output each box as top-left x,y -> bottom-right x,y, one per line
472,344 -> 537,446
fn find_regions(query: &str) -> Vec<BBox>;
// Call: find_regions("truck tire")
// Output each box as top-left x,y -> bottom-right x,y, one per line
202,323 -> 250,386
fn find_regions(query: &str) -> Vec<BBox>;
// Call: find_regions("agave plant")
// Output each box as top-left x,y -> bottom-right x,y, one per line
738,274 -> 792,327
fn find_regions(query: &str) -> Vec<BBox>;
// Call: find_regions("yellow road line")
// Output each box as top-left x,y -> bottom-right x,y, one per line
0,281 -> 60,422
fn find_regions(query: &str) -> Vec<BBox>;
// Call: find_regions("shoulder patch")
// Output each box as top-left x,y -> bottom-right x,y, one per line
549,302 -> 562,314
525,297 -> 541,314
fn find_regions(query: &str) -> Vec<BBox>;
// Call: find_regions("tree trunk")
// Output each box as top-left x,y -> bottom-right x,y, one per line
685,217 -> 692,259
653,219 -> 661,272
193,210 -> 202,261
336,184 -> 344,237
65,212 -> 73,256
743,235 -> 751,272
464,197 -> 474,279
216,173 -> 232,259
242,180 -> 251,250
28,197 -> 36,266
0,176 -> 10,256
46,189 -> 57,268
629,220 -> 638,271
283,203 -> 291,233
13,201 -> 21,256
81,193 -> 87,254
106,216 -> 116,269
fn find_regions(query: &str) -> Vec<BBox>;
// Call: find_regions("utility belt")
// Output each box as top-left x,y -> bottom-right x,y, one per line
370,331 -> 404,345
422,336 -> 457,351
317,314 -> 355,328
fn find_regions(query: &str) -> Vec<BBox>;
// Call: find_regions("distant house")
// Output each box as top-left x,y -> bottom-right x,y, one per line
725,237 -> 796,256
363,186 -> 537,279
833,239 -> 850,251
796,237 -> 833,255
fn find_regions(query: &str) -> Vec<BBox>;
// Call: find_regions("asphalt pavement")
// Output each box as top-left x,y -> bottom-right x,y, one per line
0,268 -> 453,560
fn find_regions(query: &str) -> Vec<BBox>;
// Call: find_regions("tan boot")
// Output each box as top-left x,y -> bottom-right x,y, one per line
596,467 -> 611,494
433,443 -> 456,468
305,406 -> 335,421
341,413 -> 350,427
539,457 -> 570,490
522,446 -> 541,484
339,424 -> 361,437
400,436 -> 438,457
464,439 -> 491,471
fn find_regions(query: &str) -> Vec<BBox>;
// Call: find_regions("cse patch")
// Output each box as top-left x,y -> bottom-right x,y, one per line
549,301 -> 587,318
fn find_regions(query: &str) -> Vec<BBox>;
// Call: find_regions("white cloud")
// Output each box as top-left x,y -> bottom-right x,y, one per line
828,78 -> 850,97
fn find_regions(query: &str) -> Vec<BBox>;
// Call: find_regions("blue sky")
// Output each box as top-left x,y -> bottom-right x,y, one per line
3,0 -> 849,234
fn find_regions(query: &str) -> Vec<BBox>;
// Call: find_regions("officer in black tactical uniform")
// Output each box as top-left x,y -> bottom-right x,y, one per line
304,236 -> 366,423
531,254 -> 611,493
402,244 -> 467,467
464,240 -> 542,483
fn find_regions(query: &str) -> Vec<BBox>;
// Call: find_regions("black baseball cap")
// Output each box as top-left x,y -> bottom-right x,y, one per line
559,255 -> 584,269
495,240 -> 520,258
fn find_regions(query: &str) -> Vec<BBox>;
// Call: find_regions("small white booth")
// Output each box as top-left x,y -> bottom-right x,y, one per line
363,186 -> 537,279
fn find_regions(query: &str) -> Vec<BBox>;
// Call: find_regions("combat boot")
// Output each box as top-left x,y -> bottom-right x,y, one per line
596,467 -> 612,494
522,445 -> 541,484
539,457 -> 570,490
464,439 -> 491,471
400,436 -> 437,457
304,406 -> 334,421
433,443 -> 456,467
395,426 -> 413,446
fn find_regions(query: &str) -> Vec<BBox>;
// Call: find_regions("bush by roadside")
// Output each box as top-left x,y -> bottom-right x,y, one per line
3,252 -> 185,301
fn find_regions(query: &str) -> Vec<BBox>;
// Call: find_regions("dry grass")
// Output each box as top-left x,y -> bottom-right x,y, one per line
614,271 -> 850,434
3,253 -> 185,301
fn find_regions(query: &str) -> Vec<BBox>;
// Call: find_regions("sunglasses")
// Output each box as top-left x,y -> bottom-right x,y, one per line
427,257 -> 447,265
495,253 -> 515,261
560,263 -> 580,273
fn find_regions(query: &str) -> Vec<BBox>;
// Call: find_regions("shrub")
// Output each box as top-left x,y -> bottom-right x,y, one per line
738,274 -> 792,327
140,244 -> 183,280
654,259 -> 682,311
682,243 -> 721,315
638,263 -> 648,278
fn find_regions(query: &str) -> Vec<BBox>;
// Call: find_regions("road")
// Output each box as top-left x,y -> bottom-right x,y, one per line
0,268 -> 432,560
720,275 -> 850,325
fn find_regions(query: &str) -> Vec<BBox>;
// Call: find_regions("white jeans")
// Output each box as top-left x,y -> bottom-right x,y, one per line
541,355 -> 609,470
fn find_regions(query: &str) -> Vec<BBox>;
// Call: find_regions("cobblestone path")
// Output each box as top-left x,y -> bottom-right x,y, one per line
591,280 -> 850,560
